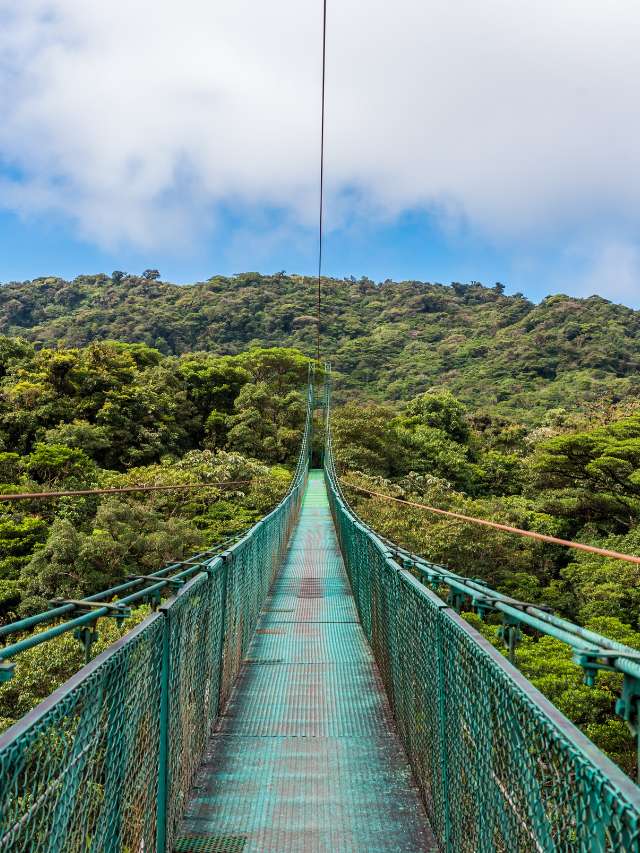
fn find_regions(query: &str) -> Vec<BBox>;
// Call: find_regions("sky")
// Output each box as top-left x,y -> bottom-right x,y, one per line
1,1 -> 640,306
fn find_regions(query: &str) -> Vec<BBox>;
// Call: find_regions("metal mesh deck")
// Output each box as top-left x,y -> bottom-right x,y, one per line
174,471 -> 435,852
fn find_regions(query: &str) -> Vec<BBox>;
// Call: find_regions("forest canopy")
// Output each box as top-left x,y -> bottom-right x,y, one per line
3,272 -> 640,774
0,341 -> 314,731
0,342 -> 310,619
2,272 -> 640,422
330,386 -> 640,775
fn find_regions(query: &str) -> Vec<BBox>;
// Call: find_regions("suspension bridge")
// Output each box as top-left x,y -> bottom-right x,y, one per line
1,373 -> 640,852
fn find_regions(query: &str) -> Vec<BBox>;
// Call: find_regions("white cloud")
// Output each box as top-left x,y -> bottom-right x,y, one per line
558,239 -> 640,304
1,1 -> 640,257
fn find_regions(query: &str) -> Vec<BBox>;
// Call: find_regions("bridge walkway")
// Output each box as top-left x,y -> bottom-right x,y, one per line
174,470 -> 435,852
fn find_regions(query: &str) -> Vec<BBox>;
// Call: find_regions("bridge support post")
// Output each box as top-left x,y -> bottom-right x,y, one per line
217,555 -> 230,709
435,609 -> 453,852
156,612 -> 170,853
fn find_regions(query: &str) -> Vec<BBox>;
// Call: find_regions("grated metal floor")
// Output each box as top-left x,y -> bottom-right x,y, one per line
174,470 -> 435,852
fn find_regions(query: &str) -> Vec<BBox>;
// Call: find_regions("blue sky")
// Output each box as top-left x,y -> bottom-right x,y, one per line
2,203 -> 636,308
2,2 -> 640,308
0,205 -> 512,291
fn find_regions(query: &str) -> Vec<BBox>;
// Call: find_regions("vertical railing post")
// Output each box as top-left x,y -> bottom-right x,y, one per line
435,609 -> 453,852
156,611 -> 171,853
217,554 -> 230,709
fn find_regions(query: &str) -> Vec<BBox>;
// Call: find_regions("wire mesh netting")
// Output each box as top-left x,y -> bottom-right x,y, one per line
324,394 -> 640,852
8,364 -> 639,852
0,382 -> 313,852
165,570 -> 225,850
165,475 -> 306,852
0,616 -> 164,852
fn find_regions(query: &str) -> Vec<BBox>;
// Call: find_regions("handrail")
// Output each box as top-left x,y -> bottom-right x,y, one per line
323,369 -> 640,731
0,371 -> 315,853
343,495 -> 640,682
323,364 -> 640,850
0,377 -> 314,679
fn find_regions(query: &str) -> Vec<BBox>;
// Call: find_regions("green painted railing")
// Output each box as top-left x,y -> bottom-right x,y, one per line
0,381 -> 314,853
323,371 -> 640,853
5,362 -> 640,853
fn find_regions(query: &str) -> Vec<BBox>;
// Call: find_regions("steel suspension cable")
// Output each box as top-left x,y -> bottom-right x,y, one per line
316,0 -> 327,363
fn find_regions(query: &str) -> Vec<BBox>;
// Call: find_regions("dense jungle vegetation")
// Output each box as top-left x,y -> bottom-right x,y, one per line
2,270 -> 640,776
2,271 -> 640,422
331,387 -> 640,775
0,341 -> 309,730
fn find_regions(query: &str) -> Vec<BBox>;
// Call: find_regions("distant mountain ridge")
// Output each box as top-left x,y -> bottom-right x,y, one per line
1,272 -> 639,422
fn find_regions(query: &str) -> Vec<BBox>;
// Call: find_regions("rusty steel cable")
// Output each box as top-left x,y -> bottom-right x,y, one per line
0,480 -> 257,502
342,480 -> 640,566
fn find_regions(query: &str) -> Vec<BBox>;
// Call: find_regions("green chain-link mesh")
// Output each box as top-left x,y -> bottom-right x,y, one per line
6,367 -> 639,853
324,378 -> 640,853
0,382 -> 313,853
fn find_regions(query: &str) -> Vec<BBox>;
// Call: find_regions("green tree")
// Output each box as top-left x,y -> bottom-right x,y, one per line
227,382 -> 305,463
331,402 -> 397,476
0,516 -> 47,581
43,421 -> 111,460
25,444 -> 97,487
400,389 -> 470,442
531,414 -> 640,532
0,452 -> 22,483
95,366 -> 194,466
237,347 -> 310,393
19,518 -> 83,613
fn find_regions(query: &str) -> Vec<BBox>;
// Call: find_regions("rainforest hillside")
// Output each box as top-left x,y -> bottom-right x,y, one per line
2,272 -> 640,422
331,388 -> 640,776
0,342 -> 310,619
0,342 -> 310,731
1,330 -> 639,774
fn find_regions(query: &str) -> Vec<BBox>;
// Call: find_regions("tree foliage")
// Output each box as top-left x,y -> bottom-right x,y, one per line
2,273 -> 640,423
0,342 -> 309,625
3,272 -> 640,775
332,386 -> 640,776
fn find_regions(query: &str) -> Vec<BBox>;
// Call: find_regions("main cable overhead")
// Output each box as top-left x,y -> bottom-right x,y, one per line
316,0 -> 327,363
